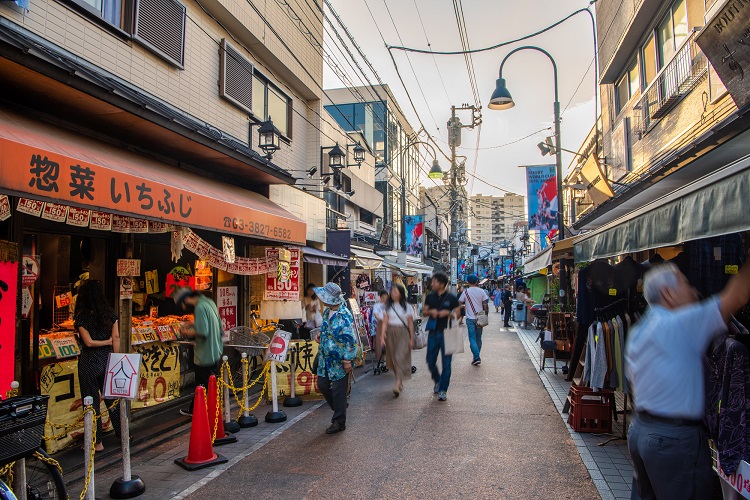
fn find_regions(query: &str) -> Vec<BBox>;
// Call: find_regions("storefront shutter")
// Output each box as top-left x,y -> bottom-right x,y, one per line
133,0 -> 187,68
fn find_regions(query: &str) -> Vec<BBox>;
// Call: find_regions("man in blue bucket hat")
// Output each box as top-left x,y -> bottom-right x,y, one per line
313,282 -> 357,434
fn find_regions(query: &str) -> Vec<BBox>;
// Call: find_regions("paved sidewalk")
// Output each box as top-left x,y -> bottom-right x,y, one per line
512,320 -> 634,500
67,398 -> 324,499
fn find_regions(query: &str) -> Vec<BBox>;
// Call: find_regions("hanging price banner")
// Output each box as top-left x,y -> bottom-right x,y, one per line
41,202 -> 69,223
66,206 -> 91,227
0,195 -> 11,221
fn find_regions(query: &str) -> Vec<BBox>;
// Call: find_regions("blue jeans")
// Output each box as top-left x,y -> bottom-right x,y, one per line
466,318 -> 483,360
426,330 -> 452,392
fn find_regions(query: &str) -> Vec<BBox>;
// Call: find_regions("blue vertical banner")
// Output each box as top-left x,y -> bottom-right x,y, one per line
524,165 -> 558,233
404,215 -> 424,256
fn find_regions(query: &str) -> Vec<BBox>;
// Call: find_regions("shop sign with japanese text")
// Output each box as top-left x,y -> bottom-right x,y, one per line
117,259 -> 141,277
266,340 -> 323,401
264,248 -> 300,300
131,342 -> 180,409
217,286 -> 237,334
0,140 -> 306,243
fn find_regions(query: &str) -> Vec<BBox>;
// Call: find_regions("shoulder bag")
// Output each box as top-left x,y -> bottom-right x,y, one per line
466,291 -> 489,327
443,317 -> 464,355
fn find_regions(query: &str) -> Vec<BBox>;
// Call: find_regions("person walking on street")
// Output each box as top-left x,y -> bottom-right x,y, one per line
459,275 -> 489,366
491,284 -> 503,313
626,259 -> 750,499
175,288 -> 224,417
378,283 -> 414,396
370,290 -> 388,344
313,282 -> 357,434
300,283 -> 321,340
74,280 -> 121,452
515,286 -> 533,329
422,272 -> 460,402
502,284 -> 513,327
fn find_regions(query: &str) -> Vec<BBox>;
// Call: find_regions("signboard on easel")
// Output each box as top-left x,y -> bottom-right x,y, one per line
347,298 -> 370,360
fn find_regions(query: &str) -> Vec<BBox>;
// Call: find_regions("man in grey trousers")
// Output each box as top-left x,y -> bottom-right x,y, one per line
625,258 -> 750,499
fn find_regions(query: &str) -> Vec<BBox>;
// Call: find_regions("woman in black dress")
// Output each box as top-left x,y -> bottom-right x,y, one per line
74,280 -> 121,452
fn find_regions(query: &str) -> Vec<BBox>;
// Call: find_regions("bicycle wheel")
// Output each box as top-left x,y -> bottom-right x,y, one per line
23,449 -> 66,500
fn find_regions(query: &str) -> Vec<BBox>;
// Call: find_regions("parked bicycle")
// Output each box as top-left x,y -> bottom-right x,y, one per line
0,389 -> 66,500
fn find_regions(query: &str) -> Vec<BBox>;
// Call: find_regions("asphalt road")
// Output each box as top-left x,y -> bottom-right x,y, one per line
187,311 -> 599,499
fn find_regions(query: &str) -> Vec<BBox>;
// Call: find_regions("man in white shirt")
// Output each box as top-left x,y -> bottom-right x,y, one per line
626,259 -> 750,499
459,275 -> 489,366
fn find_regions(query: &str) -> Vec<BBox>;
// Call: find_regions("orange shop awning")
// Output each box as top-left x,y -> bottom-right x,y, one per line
0,108 -> 306,244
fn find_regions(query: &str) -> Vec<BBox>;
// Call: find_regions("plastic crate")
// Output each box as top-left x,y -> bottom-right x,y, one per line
0,395 -> 49,464
567,387 -> 613,433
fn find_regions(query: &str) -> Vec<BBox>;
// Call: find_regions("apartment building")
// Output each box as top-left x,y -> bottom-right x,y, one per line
469,193 -> 525,245
570,0 -> 750,263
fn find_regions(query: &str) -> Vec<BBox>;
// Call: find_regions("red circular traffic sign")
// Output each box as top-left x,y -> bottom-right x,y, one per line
269,336 -> 287,355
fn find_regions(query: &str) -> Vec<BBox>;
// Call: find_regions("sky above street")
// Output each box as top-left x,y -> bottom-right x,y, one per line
324,0 -> 597,199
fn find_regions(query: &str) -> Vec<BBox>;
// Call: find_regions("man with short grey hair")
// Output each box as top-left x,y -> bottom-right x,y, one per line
626,258 -> 750,499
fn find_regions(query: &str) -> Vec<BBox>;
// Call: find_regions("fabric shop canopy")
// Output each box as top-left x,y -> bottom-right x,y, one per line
574,154 -> 750,262
351,247 -> 383,269
297,246 -> 349,266
382,259 -> 434,277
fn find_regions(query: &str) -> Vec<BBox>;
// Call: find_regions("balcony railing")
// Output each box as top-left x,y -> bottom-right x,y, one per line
326,207 -> 347,231
638,30 -> 707,133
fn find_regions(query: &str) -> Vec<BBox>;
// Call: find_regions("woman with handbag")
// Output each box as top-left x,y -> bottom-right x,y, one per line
301,283 -> 322,340
378,283 -> 414,397
459,275 -> 490,366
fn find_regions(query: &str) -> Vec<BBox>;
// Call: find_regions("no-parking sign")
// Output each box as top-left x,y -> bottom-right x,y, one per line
265,330 -> 292,363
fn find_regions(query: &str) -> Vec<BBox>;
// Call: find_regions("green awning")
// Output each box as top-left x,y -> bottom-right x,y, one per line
574,154 -> 750,262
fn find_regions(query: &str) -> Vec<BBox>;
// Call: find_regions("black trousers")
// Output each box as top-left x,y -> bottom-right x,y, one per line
317,374 -> 349,424
78,353 -> 121,442
188,362 -> 220,412
628,414 -> 713,499
503,303 -> 512,325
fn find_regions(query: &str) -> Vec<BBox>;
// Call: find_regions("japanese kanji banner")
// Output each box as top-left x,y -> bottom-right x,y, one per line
266,340 -> 323,401
524,164 -> 558,233
131,342 -> 181,409
0,261 -> 18,398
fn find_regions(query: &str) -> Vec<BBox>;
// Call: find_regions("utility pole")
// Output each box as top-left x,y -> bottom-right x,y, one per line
447,104 -> 481,291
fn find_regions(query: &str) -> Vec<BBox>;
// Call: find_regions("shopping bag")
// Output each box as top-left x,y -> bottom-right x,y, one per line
413,320 -> 428,350
443,318 -> 464,355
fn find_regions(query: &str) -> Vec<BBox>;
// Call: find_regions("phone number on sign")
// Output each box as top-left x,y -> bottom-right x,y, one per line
224,217 -> 292,240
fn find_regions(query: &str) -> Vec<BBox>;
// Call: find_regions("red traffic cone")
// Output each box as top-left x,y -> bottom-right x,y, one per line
207,375 -> 237,445
175,386 -> 228,471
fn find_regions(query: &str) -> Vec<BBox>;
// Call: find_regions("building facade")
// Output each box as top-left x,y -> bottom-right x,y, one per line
469,193 -> 526,246
0,0 -> 324,397
324,85 -> 422,251
572,0 -> 750,240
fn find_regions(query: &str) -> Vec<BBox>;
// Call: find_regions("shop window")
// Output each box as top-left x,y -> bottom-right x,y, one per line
252,71 -> 292,139
219,39 -> 254,113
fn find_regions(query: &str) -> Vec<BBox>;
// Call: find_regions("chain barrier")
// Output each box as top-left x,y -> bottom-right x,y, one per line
42,399 -> 120,441
214,360 -> 271,418
0,463 -> 13,491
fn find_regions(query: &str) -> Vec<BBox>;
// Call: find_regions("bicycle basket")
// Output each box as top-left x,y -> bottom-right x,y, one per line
228,327 -> 271,358
0,395 -> 49,464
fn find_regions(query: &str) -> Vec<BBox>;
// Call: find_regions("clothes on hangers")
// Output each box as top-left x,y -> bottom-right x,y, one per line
704,331 -> 750,476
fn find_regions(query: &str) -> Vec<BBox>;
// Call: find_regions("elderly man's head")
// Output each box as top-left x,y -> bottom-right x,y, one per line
643,263 -> 699,309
